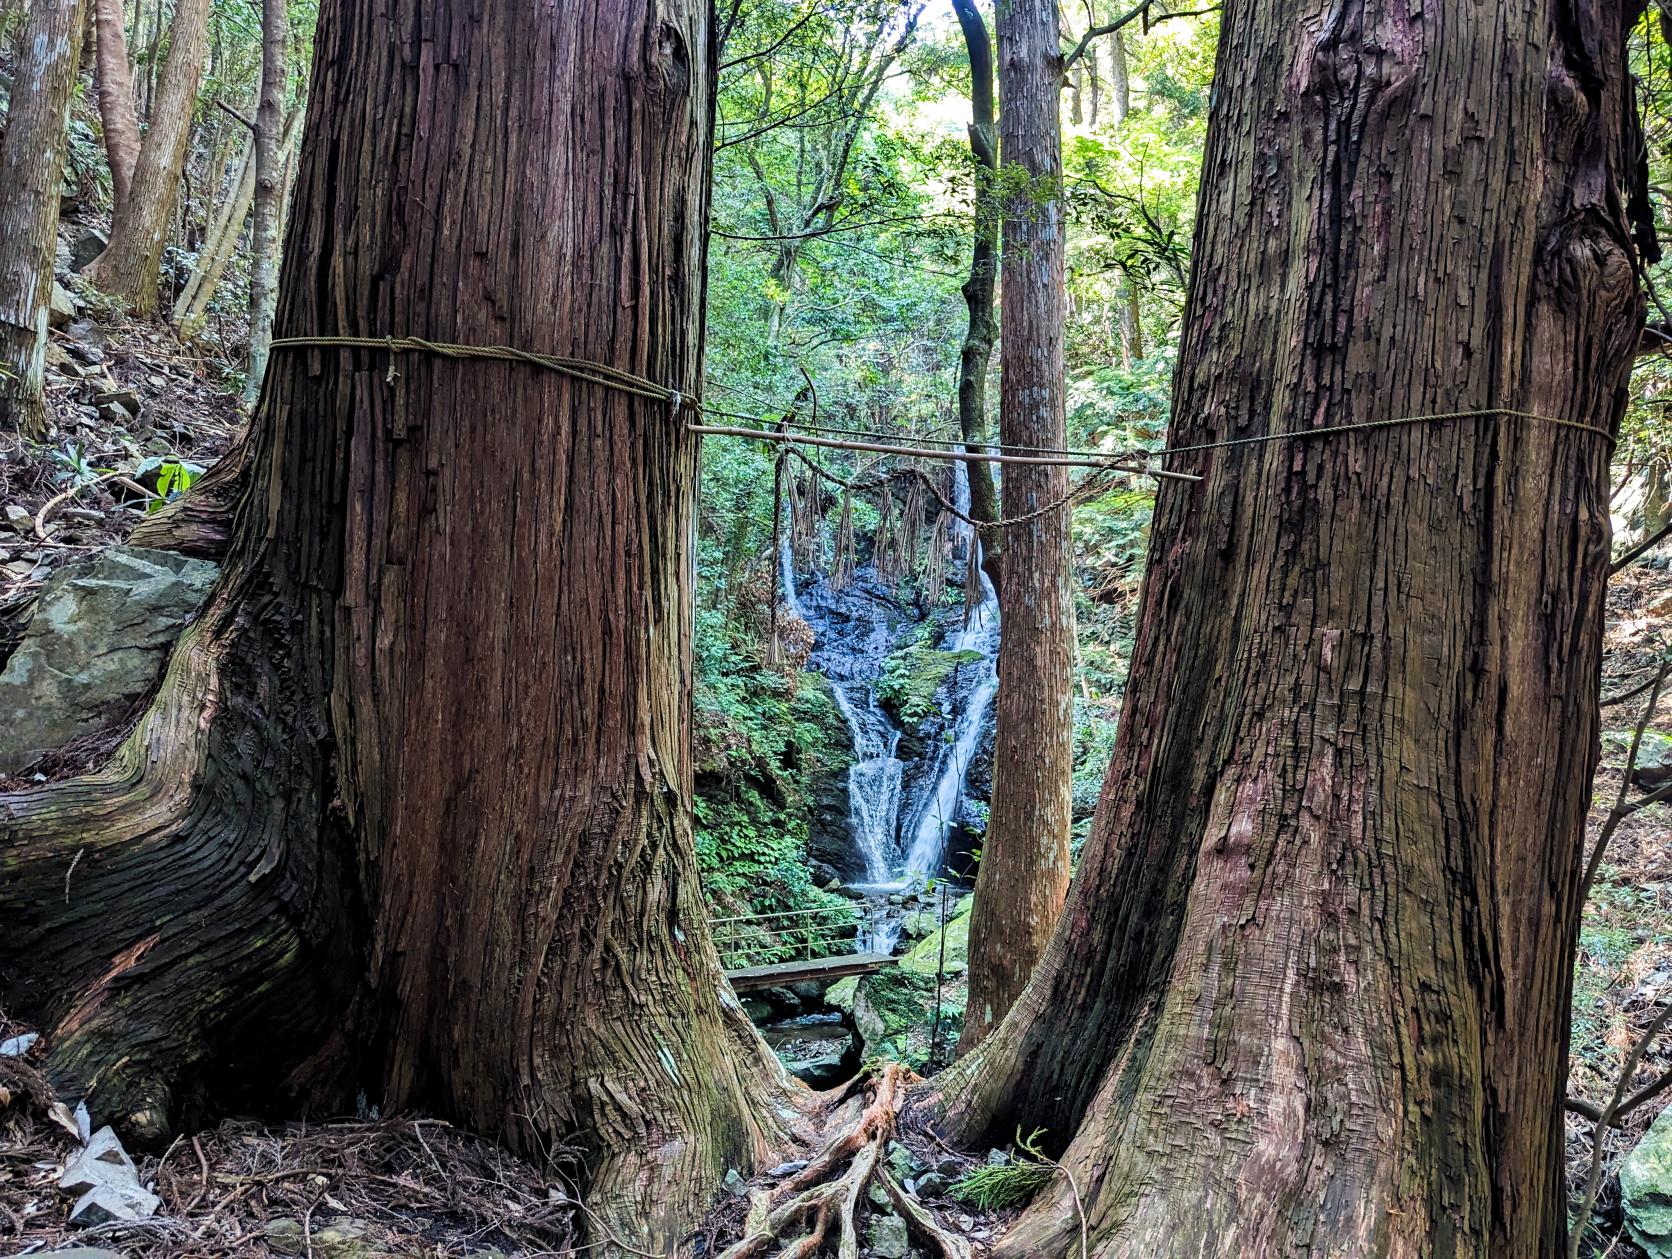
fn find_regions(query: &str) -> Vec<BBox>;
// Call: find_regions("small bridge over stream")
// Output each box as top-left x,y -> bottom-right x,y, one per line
715,903 -> 894,991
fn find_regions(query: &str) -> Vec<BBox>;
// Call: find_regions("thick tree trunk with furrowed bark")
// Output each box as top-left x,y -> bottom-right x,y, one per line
83,0 -> 212,314
928,0 -> 1652,1253
0,0 -> 87,438
959,0 -> 1075,1056
1,1 -> 792,1248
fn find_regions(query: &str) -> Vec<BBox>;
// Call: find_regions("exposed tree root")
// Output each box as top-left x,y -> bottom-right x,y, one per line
719,1063 -> 970,1259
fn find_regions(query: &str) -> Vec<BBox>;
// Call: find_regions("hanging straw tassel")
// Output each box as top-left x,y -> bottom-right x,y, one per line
874,482 -> 896,582
768,448 -> 790,666
924,508 -> 950,605
897,474 -> 925,580
963,534 -> 983,627
832,488 -> 856,590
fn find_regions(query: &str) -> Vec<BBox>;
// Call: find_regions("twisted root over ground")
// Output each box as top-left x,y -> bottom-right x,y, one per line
719,1062 -> 970,1259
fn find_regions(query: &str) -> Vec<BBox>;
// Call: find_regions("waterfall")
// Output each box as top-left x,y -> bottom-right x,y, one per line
830,683 -> 904,882
777,455 -> 1001,950
900,465 -> 1000,880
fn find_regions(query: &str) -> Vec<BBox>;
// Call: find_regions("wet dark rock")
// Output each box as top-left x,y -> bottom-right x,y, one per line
71,228 -> 108,271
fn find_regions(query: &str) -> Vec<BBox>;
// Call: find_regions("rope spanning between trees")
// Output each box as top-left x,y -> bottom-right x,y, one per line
783,445 -> 1123,533
269,338 -> 1618,516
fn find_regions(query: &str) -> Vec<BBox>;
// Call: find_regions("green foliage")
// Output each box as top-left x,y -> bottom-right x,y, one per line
137,456 -> 205,512
876,641 -> 981,727
949,1129 -> 1056,1209
692,615 -> 853,920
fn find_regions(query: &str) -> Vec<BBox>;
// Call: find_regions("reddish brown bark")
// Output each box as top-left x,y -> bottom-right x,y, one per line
959,0 -> 1074,1055
84,0 -> 212,314
0,0 -> 88,437
931,0 -> 1652,1253
89,0 -> 138,209
2,1 -> 789,1246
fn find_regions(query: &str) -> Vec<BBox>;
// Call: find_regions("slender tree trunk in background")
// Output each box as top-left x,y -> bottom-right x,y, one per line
959,0 -> 1074,1056
243,0 -> 288,408
171,137 -> 255,332
0,0 -> 87,439
1118,266 -> 1143,366
174,114 -> 299,339
931,0 -> 1651,1252
90,0 -> 139,210
84,0 -> 213,314
2,0 -> 790,1247
1084,42 -> 1101,126
1107,29 -> 1129,122
950,0 -> 1000,587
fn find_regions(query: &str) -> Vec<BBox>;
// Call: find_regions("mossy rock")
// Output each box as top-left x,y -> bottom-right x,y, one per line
899,893 -> 973,978
876,645 -> 983,727
1623,1104 -> 1672,1256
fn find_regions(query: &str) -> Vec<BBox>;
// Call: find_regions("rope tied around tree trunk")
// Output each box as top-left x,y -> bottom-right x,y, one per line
268,337 -> 1618,523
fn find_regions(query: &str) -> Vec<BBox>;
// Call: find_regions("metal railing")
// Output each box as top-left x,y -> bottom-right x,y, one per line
712,902 -> 883,971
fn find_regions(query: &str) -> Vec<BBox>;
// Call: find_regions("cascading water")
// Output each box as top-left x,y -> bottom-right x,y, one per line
829,683 -> 904,882
900,467 -> 1000,880
779,454 -> 1001,951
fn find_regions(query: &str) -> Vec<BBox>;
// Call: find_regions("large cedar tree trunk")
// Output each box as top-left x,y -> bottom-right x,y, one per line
930,0 -> 1652,1253
0,0 -> 87,437
959,0 -> 1075,1055
2,1 -> 787,1246
83,0 -> 212,314
951,0 -> 1001,586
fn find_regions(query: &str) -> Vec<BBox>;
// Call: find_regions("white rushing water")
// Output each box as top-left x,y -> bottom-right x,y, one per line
899,465 -> 1000,881
830,682 -> 904,883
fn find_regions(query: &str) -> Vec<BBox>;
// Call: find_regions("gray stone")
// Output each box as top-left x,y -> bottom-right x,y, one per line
866,1212 -> 910,1259
767,1160 -> 808,1178
71,228 -> 107,272
912,1171 -> 947,1197
1624,1103 -> 1672,1256
932,1156 -> 962,1178
265,1216 -> 387,1258
3,503 -> 29,531
96,400 -> 136,426
92,387 -> 141,414
60,1125 -> 159,1225
41,1249 -> 129,1258
723,1168 -> 750,1198
0,546 -> 220,773
886,1140 -> 922,1182
985,1148 -> 1010,1165
0,1031 -> 39,1056
48,282 -> 78,329
1631,731 -> 1672,792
